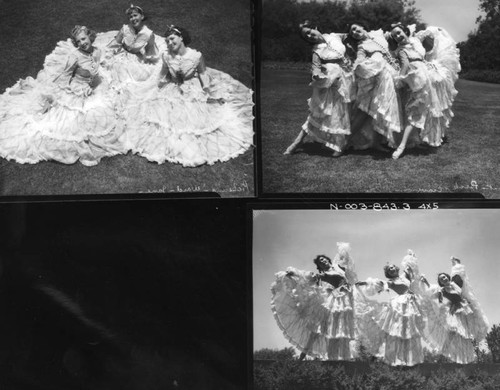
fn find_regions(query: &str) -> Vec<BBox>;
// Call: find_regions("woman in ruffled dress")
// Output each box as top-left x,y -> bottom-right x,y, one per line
423,257 -> 489,363
389,23 -> 460,159
99,4 -> 163,86
284,22 -> 353,157
345,22 -> 402,152
123,25 -> 253,167
355,250 -> 428,366
271,243 -> 357,360
0,26 -> 125,166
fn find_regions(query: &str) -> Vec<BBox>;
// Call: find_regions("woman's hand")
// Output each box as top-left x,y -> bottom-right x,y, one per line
420,275 -> 430,287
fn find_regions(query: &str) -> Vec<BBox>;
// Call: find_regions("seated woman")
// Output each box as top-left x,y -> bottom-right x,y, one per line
122,25 -> 253,167
345,22 -> 402,153
284,21 -> 353,157
389,23 -> 460,159
98,4 -> 163,86
0,25 -> 125,166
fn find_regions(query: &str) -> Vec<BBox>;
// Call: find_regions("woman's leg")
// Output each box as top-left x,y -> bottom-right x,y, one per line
392,124 -> 414,159
284,129 -> 307,155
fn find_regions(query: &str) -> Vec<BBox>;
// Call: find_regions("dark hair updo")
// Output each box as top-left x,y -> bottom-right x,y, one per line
383,264 -> 400,279
164,25 -> 191,46
70,25 -> 97,47
391,23 -> 410,37
313,255 -> 332,271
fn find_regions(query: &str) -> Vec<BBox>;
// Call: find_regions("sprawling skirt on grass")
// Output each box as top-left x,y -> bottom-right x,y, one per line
424,263 -> 489,364
271,267 -> 356,360
396,27 -> 460,147
0,39 -> 125,166
122,48 -> 253,167
355,278 -> 427,366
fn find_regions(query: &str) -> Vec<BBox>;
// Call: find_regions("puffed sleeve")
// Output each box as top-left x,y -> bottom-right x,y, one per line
53,53 -> 78,86
197,54 -> 210,90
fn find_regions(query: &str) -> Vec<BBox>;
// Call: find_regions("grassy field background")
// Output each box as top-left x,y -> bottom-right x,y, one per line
0,0 -> 254,197
261,66 -> 500,198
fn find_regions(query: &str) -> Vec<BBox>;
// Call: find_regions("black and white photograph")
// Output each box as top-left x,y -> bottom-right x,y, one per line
253,206 -> 500,389
0,200 -> 248,389
0,0 -> 255,197
260,0 -> 500,197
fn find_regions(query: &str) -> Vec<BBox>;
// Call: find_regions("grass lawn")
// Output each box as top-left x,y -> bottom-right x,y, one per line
0,0 -> 254,197
260,65 -> 500,198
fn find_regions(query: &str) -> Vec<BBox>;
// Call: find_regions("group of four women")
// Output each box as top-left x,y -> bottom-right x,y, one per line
284,21 -> 460,159
271,244 -> 489,366
0,5 -> 253,167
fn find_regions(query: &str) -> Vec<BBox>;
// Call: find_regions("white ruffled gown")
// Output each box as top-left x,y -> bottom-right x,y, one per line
0,39 -> 125,166
271,243 -> 357,360
424,262 -> 489,364
355,252 -> 429,366
121,47 -> 254,166
394,27 -> 460,147
301,33 -> 354,153
350,29 -> 402,148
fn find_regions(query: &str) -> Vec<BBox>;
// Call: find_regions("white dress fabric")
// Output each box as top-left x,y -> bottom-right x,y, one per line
96,25 -> 164,87
122,47 -> 254,167
394,27 -> 460,146
424,263 -> 489,364
351,29 -> 402,147
355,253 -> 428,366
271,243 -> 357,360
0,38 -> 125,166
301,33 -> 354,153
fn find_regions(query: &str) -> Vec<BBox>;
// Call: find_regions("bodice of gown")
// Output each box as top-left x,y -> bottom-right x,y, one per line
54,48 -> 101,93
119,24 -> 157,58
319,264 -> 348,289
358,29 -> 390,60
442,283 -> 464,308
314,33 -> 346,62
162,48 -> 204,83
397,37 -> 426,62
387,276 -> 411,295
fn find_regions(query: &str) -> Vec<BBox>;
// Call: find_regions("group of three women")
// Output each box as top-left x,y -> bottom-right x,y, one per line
0,5 -> 253,167
284,21 -> 460,159
271,244 -> 489,366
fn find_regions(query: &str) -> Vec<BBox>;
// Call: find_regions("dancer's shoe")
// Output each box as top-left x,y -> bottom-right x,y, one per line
392,146 -> 405,160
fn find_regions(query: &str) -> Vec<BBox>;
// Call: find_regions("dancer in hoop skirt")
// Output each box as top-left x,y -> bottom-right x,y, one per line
122,25 -> 253,167
284,21 -> 353,157
355,250 -> 428,366
389,24 -> 460,159
345,22 -> 402,152
0,26 -> 125,166
271,243 -> 357,360
423,257 -> 489,364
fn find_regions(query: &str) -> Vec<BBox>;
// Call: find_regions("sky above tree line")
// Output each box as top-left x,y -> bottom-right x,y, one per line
296,0 -> 481,42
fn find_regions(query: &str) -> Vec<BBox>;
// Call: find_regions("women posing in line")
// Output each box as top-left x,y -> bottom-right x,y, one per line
0,26 -> 124,166
122,25 -> 253,167
271,243 -> 357,360
284,22 -> 353,157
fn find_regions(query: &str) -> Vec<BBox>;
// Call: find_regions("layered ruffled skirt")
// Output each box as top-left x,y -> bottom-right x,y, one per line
0,39 -> 125,166
302,64 -> 353,152
122,68 -> 254,167
271,267 -> 355,360
353,54 -> 402,146
355,289 -> 426,366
